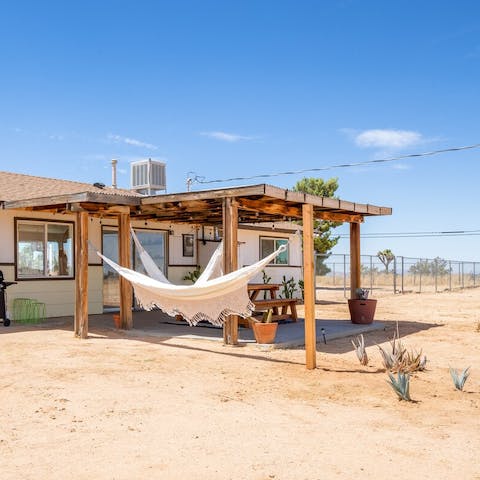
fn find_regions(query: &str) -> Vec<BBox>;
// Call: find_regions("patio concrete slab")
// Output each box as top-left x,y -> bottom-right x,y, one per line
15,310 -> 385,350
103,311 -> 386,349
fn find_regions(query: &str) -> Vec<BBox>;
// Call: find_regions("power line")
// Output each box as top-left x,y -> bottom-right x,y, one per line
337,229 -> 480,239
190,142 -> 480,185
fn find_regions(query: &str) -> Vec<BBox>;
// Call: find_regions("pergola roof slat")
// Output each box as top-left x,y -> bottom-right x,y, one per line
3,182 -> 392,223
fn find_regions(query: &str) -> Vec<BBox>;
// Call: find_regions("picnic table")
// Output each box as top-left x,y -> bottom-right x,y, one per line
247,283 -> 280,301
247,283 -> 298,323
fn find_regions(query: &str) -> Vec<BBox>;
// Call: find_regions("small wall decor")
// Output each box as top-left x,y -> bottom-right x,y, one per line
182,233 -> 194,257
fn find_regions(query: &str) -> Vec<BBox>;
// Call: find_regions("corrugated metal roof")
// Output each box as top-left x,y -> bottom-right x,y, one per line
0,170 -> 141,202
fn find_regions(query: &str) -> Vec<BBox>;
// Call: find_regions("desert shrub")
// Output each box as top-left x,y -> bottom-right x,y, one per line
387,371 -> 412,401
449,367 -> 470,391
351,334 -> 368,366
378,331 -> 427,374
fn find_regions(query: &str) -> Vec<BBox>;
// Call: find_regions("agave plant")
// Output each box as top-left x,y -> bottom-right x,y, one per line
387,371 -> 412,401
378,332 -> 427,374
449,367 -> 471,391
399,349 -> 428,374
351,334 -> 368,366
378,332 -> 405,371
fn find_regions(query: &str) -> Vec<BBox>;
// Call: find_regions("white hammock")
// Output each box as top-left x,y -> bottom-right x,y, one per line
131,227 -> 223,285
97,243 -> 286,327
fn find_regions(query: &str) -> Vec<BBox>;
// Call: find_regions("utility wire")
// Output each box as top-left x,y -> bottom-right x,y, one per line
337,229 -> 480,239
190,142 -> 480,185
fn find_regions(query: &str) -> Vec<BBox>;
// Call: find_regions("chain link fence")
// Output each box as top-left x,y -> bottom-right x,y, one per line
315,253 -> 480,301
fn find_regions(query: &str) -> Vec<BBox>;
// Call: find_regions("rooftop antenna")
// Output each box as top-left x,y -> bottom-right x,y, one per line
186,171 -> 196,192
111,159 -> 118,189
186,171 -> 205,192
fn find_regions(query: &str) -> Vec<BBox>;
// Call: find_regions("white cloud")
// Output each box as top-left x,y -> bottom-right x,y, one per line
108,134 -> 158,150
200,131 -> 255,142
354,129 -> 422,149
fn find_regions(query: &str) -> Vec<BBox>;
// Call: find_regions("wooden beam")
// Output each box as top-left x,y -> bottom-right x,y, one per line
104,205 -> 131,215
303,203 -> 316,370
141,184 -> 268,205
5,191 -> 140,210
222,197 -> 239,345
118,213 -> 133,329
315,211 -> 364,223
350,222 -> 361,299
236,197 -> 303,218
70,203 -> 132,215
74,211 -> 89,338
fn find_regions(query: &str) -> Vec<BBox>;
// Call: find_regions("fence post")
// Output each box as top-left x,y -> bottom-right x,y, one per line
461,262 -> 464,289
332,261 -> 336,286
343,254 -> 347,299
419,264 -> 422,293
474,263 -> 477,287
393,256 -> 397,294
449,261 -> 452,291
401,256 -> 404,294
435,261 -> 438,293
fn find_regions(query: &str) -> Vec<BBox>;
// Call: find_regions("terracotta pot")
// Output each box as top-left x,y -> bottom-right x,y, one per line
251,321 -> 278,344
348,299 -> 377,324
113,314 -> 122,329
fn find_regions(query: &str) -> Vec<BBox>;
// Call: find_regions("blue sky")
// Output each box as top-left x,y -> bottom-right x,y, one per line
1,1 -> 479,260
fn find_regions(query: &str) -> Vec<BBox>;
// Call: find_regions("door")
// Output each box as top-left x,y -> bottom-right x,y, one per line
102,227 -> 167,309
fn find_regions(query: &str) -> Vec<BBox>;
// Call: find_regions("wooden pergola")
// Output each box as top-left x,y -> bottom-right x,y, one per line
5,184 -> 391,369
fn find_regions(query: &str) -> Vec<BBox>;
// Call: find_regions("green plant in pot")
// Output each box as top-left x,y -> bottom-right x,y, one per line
250,309 -> 278,344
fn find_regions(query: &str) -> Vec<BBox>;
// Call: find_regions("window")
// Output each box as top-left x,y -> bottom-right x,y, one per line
260,237 -> 289,265
16,220 -> 74,279
182,234 -> 194,257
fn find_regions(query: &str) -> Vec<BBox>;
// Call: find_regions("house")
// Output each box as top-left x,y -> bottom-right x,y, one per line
0,166 -> 392,368
0,170 -> 304,319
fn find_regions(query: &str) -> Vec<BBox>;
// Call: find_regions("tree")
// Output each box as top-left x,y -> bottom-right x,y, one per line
293,177 -> 341,254
293,177 -> 341,276
377,249 -> 395,273
409,257 -> 451,276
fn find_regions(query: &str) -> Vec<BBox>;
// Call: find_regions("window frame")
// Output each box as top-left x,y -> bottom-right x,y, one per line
14,217 -> 75,281
259,236 -> 290,265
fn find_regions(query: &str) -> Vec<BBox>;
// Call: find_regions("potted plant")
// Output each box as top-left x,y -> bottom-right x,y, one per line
250,309 -> 278,344
348,288 -> 377,324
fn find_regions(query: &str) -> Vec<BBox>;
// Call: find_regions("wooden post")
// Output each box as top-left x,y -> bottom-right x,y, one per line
302,203 -> 316,370
350,222 -> 361,299
118,213 -> 133,329
222,197 -> 239,345
74,211 -> 89,338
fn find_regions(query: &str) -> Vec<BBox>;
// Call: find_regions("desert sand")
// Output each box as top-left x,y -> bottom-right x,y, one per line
1,288 -> 479,479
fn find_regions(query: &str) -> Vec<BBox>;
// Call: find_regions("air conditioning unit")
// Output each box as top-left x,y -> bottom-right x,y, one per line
131,159 -> 166,195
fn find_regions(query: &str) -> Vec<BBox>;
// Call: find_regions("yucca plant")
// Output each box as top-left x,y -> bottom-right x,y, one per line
449,367 -> 471,391
351,334 -> 368,366
387,371 -> 412,401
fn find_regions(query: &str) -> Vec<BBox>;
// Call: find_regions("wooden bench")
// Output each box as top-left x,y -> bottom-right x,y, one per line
252,298 -> 298,323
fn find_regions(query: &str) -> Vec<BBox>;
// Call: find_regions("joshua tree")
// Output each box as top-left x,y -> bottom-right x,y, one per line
377,249 -> 395,273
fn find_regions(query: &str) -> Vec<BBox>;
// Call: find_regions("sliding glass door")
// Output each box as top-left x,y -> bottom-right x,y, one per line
102,227 -> 167,309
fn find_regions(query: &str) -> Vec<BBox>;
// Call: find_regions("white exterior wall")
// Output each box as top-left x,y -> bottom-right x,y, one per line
0,210 -> 304,318
238,226 -> 303,287
0,209 -> 103,317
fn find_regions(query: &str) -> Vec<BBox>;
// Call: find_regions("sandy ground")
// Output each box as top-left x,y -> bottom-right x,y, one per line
1,289 -> 479,480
